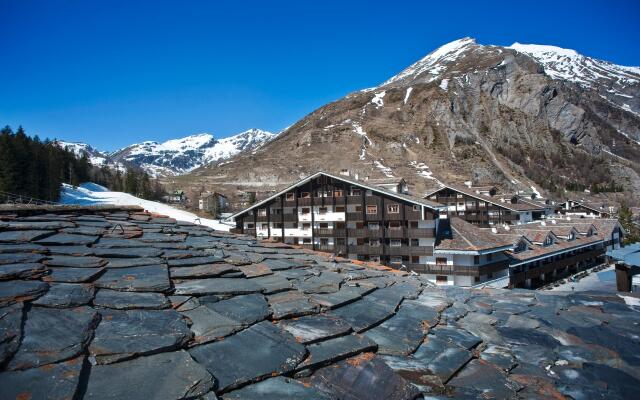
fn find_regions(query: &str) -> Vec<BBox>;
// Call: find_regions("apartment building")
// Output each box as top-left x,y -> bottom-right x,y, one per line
424,184 -> 548,226
231,172 -> 444,268
557,200 -> 616,218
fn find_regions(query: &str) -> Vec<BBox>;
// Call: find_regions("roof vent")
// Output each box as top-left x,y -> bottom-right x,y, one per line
491,227 -> 497,233
504,225 -> 510,231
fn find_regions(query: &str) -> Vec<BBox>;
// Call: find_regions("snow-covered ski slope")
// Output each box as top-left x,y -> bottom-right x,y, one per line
60,183 -> 232,232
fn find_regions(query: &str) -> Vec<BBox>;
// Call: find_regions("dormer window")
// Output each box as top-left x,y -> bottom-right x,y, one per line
568,232 -> 575,241
543,236 -> 553,246
514,241 -> 527,253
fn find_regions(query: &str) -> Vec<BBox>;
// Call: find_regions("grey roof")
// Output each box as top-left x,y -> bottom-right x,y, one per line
1,205 -> 639,399
232,171 -> 444,219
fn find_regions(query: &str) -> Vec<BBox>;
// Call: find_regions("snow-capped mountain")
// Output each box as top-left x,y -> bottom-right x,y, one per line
56,128 -> 276,177
191,37 -> 640,201
55,141 -> 111,166
110,128 -> 275,176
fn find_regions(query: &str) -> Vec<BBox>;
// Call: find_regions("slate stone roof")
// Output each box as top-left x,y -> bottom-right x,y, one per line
436,217 -> 514,253
1,206 -> 639,399
424,185 -> 546,212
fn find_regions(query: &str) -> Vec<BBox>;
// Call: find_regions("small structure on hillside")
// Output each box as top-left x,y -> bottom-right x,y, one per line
164,190 -> 186,204
198,191 -> 229,217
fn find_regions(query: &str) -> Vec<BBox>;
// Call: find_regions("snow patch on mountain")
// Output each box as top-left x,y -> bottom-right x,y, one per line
55,141 -> 109,166
508,42 -> 640,89
61,183 -> 232,231
371,91 -> 386,108
382,37 -> 476,86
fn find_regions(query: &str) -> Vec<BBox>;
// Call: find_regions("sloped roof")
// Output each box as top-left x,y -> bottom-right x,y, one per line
424,185 -> 545,212
232,171 -> 444,219
436,217 -> 515,253
0,206 -> 638,399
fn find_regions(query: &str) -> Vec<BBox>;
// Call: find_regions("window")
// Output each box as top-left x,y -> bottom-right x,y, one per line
261,224 -> 268,229
302,223 -> 311,230
544,236 -> 553,246
389,221 -> 401,229
366,205 -> 378,214
355,205 -> 362,212
335,206 -> 345,212
247,224 -> 254,229
411,256 -> 419,263
436,257 -> 447,265
303,238 -> 311,244
387,204 -> 399,213
272,208 -> 281,215
368,222 -> 380,230
474,255 -> 480,265
413,205 -> 420,211
365,190 -> 373,196
319,207 -> 327,214
336,238 -> 346,245
458,202 -> 464,207
456,194 -> 463,198
320,238 -> 329,246
351,188 -> 361,196
286,192 -> 295,201
410,221 -> 418,228
390,256 -> 402,264
301,208 -> 310,214
390,239 -> 402,247
274,223 -> 283,229
410,239 -> 419,246
258,209 -> 267,216
301,192 -> 310,198
487,253 -> 493,262
436,275 -> 448,284
370,239 -> 381,247
334,190 -> 343,197
474,276 -> 480,283
319,223 -> 329,229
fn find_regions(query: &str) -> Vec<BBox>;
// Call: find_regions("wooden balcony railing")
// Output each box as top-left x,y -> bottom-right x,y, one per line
348,228 -> 382,238
385,228 -> 405,238
315,228 -> 347,237
349,245 -> 383,255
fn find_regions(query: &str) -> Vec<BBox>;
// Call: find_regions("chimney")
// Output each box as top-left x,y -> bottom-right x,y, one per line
354,173 -> 359,180
491,227 -> 497,233
464,181 -> 472,188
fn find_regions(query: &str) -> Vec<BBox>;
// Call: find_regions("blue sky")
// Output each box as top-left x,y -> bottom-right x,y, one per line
1,0 -> 639,151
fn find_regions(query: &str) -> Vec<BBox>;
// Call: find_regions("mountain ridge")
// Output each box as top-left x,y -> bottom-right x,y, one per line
177,37 -> 640,206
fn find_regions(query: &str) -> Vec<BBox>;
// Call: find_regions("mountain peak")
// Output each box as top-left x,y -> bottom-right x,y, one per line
381,37 -> 478,86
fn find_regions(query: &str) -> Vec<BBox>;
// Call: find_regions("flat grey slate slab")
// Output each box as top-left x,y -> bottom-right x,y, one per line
32,283 -> 95,308
310,286 -> 363,309
92,247 -> 164,258
298,334 -> 378,371
93,289 -> 170,310
207,293 -> 270,326
8,306 -> 98,370
1,220 -> 75,230
104,257 -> 164,268
43,266 -> 105,283
448,359 -> 522,398
43,255 -> 106,268
0,252 -> 46,265
279,313 -> 351,344
223,376 -> 334,400
250,274 -> 292,294
329,298 -> 395,333
238,263 -> 273,277
174,277 -> 262,296
0,356 -> 84,400
306,353 -> 421,400
363,303 -> 427,356
35,233 -> 99,246
95,264 -> 171,292
169,263 -> 236,279
0,230 -> 55,243
430,325 -> 482,350
189,321 -> 307,392
0,262 -> 46,280
84,350 -> 214,400
90,309 -> 191,364
0,280 -> 48,306
167,256 -> 224,267
0,303 -> 23,364
0,243 -> 47,253
181,305 -> 244,345
268,290 -> 319,319
47,245 -> 95,256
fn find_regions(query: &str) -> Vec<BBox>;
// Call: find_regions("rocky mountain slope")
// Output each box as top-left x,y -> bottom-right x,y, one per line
57,128 -> 276,176
181,38 -> 640,204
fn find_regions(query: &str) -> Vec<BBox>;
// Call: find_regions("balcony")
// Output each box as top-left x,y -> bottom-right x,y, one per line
316,228 -> 346,237
245,229 -> 256,236
347,196 -> 362,204
346,212 -> 363,221
407,228 -> 435,238
405,260 -> 508,277
256,215 -> 269,222
282,213 -> 297,222
386,245 -> 432,256
349,245 -> 383,255
405,209 -> 422,220
385,228 -> 406,238
297,197 -> 312,206
365,212 -> 382,221
348,228 -> 382,238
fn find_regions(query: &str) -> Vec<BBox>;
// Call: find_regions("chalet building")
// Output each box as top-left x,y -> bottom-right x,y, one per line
231,173 -> 625,289
424,184 -> 548,227
231,172 -> 445,269
557,200 -> 615,218
488,219 -> 625,289
198,192 -> 229,217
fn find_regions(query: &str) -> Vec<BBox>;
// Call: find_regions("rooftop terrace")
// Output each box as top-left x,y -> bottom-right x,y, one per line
0,206 -> 639,399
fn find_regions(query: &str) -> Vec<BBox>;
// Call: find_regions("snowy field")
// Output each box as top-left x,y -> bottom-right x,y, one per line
60,183 -> 232,232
